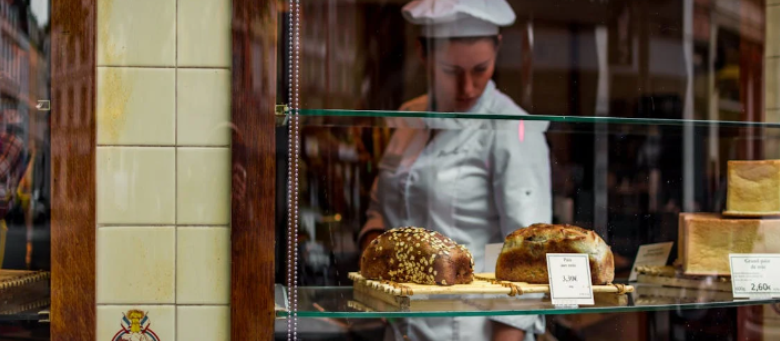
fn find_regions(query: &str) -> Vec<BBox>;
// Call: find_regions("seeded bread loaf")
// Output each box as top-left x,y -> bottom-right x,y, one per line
359,227 -> 474,286
495,223 -> 614,284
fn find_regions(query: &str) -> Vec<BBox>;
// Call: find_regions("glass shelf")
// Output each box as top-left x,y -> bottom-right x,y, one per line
295,109 -> 780,129
276,284 -> 780,318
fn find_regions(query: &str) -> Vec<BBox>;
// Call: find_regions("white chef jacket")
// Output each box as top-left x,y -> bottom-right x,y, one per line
359,80 -> 552,341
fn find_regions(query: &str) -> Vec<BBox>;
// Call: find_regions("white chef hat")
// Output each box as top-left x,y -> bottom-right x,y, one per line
402,0 -> 516,38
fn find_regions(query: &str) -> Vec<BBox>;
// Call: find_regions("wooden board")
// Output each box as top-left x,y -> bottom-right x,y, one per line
349,272 -> 632,308
636,273 -> 732,292
635,265 -> 732,292
634,285 -> 735,305
475,273 -> 633,294
353,289 -> 484,312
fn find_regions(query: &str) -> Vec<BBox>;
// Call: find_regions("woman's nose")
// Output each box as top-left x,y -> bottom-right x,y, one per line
459,73 -> 476,97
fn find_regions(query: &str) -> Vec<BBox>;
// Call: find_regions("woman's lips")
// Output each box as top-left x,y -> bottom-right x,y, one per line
455,99 -> 476,110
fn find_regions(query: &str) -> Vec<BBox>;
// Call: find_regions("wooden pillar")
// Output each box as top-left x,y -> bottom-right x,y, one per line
231,0 -> 278,340
50,0 -> 97,339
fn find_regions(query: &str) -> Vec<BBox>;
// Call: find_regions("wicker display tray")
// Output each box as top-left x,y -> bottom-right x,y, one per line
349,272 -> 633,309
635,265 -> 731,292
0,270 -> 50,316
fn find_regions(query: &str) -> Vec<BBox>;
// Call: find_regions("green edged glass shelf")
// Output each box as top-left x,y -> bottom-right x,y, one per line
293,109 -> 780,129
275,284 -> 780,319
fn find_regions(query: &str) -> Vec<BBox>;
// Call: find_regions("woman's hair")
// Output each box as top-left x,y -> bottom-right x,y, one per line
418,35 -> 500,58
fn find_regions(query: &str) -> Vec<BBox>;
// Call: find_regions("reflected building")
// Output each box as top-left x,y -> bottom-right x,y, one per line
0,0 -> 52,270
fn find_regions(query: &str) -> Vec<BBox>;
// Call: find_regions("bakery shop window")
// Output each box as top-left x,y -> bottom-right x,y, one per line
276,0 -> 780,340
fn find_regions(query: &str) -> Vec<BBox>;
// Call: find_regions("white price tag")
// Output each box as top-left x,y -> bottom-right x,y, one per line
728,254 -> 780,299
629,242 -> 674,281
546,253 -> 594,305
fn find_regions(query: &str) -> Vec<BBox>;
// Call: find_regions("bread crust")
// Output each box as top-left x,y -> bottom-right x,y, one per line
360,227 -> 474,285
726,160 -> 780,214
495,223 -> 615,284
681,214 -> 780,276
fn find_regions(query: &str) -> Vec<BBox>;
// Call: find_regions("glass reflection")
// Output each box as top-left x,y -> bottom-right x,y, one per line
0,0 -> 50,272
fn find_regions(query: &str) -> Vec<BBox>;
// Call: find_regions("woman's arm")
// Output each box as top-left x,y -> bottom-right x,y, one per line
492,321 -> 527,341
358,177 -> 386,252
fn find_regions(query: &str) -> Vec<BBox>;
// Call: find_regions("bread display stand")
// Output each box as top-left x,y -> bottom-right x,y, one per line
0,270 -> 50,315
635,265 -> 732,292
349,272 -> 633,311
633,284 -> 735,306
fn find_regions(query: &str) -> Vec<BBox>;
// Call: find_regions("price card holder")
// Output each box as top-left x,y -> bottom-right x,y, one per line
728,254 -> 780,299
629,242 -> 674,281
546,253 -> 595,306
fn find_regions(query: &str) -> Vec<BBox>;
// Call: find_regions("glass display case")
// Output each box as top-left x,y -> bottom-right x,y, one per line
274,0 -> 780,340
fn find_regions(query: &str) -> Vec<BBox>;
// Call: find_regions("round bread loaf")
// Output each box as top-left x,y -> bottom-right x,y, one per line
360,227 -> 474,286
495,223 -> 614,284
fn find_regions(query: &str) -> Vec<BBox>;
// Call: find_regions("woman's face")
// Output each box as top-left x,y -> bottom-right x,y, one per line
422,38 -> 499,112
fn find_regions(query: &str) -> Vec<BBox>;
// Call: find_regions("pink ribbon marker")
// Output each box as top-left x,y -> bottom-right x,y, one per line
518,120 -> 525,143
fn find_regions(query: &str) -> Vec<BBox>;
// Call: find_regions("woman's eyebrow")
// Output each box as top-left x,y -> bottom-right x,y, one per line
436,61 -> 461,69
436,59 -> 492,69
473,59 -> 492,68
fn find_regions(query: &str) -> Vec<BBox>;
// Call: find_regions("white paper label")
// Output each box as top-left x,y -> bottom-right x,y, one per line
729,254 -> 780,299
629,242 -> 674,281
484,243 -> 503,272
547,253 -> 595,305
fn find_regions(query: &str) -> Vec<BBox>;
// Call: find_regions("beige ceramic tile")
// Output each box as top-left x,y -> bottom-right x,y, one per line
177,69 -> 231,146
177,306 -> 230,341
769,6 -> 780,57
97,67 -> 175,145
97,227 -> 176,304
177,227 -> 230,304
768,58 -> 780,109
178,0 -> 231,67
98,0 -> 176,66
98,305 -> 175,341
97,147 -> 176,225
177,148 -> 230,225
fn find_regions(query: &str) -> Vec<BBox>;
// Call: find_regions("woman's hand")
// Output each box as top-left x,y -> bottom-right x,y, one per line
492,321 -> 526,341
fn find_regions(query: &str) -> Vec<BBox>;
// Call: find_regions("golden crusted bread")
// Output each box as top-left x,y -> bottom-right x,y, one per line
680,213 -> 780,276
359,227 -> 474,286
726,160 -> 780,215
495,223 -> 614,284
678,212 -> 720,261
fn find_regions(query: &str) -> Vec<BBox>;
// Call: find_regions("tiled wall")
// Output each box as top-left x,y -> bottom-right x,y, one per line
95,0 -> 231,340
767,2 -> 780,159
